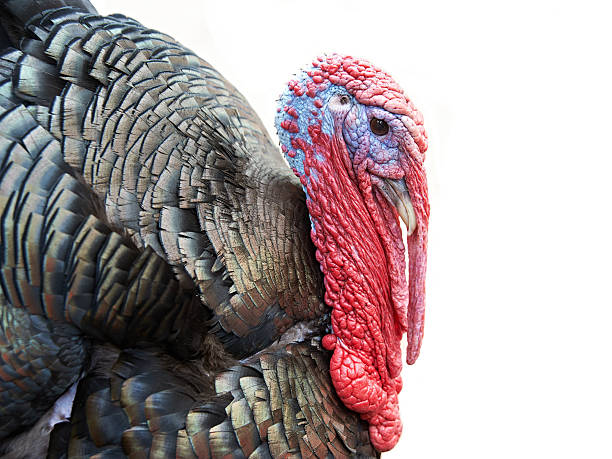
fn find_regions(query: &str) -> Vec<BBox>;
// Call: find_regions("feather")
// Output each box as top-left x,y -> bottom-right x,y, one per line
0,2 -> 385,457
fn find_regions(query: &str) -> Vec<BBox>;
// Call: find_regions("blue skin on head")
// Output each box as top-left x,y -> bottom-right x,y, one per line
275,73 -> 344,178
275,72 -> 409,189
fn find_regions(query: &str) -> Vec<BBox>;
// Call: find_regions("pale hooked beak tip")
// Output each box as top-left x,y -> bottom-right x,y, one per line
377,178 -> 417,235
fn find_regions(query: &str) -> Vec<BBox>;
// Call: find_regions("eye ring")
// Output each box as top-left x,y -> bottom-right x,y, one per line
370,118 -> 389,136
340,95 -> 350,105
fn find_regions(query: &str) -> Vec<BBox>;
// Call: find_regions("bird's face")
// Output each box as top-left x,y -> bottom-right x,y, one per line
326,87 -> 430,365
331,93 -> 422,235
276,54 -> 429,451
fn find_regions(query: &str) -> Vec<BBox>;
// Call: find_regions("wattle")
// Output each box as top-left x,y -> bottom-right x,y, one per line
303,124 -> 409,451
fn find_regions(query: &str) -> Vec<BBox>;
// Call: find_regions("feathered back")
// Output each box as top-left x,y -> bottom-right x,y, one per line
0,3 -> 326,357
0,2 -> 383,457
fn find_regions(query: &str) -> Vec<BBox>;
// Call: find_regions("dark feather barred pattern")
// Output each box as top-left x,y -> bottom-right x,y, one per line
0,1 -> 379,456
1,2 -> 325,358
0,100 -> 205,441
48,341 -> 377,458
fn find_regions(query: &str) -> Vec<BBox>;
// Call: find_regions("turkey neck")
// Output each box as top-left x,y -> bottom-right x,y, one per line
300,122 -> 405,451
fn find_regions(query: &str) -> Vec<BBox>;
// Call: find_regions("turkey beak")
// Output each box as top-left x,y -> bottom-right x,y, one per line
376,160 -> 429,366
377,178 -> 417,236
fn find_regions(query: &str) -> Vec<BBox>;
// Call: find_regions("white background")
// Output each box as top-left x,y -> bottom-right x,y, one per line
96,1 -> 612,457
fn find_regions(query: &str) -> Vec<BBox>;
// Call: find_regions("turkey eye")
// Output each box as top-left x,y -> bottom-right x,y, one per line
370,118 -> 389,136
340,95 -> 350,105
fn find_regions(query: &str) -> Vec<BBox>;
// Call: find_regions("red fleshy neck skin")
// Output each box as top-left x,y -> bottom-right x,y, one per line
276,54 -> 430,451
302,124 -> 408,451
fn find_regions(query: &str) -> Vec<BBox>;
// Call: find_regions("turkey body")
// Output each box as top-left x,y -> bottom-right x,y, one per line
0,0 -> 379,457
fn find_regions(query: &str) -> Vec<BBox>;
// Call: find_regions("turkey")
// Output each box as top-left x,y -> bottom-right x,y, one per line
0,0 -> 429,457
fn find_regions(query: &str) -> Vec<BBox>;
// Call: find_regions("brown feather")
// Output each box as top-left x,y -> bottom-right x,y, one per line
0,3 -> 381,457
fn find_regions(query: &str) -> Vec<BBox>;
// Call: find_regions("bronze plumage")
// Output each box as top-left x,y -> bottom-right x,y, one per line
0,0 -> 379,457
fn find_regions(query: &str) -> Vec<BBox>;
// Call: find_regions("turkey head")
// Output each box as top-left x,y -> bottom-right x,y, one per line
276,54 -> 430,451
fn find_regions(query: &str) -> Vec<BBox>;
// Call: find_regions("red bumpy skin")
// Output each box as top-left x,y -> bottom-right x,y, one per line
279,55 -> 429,451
